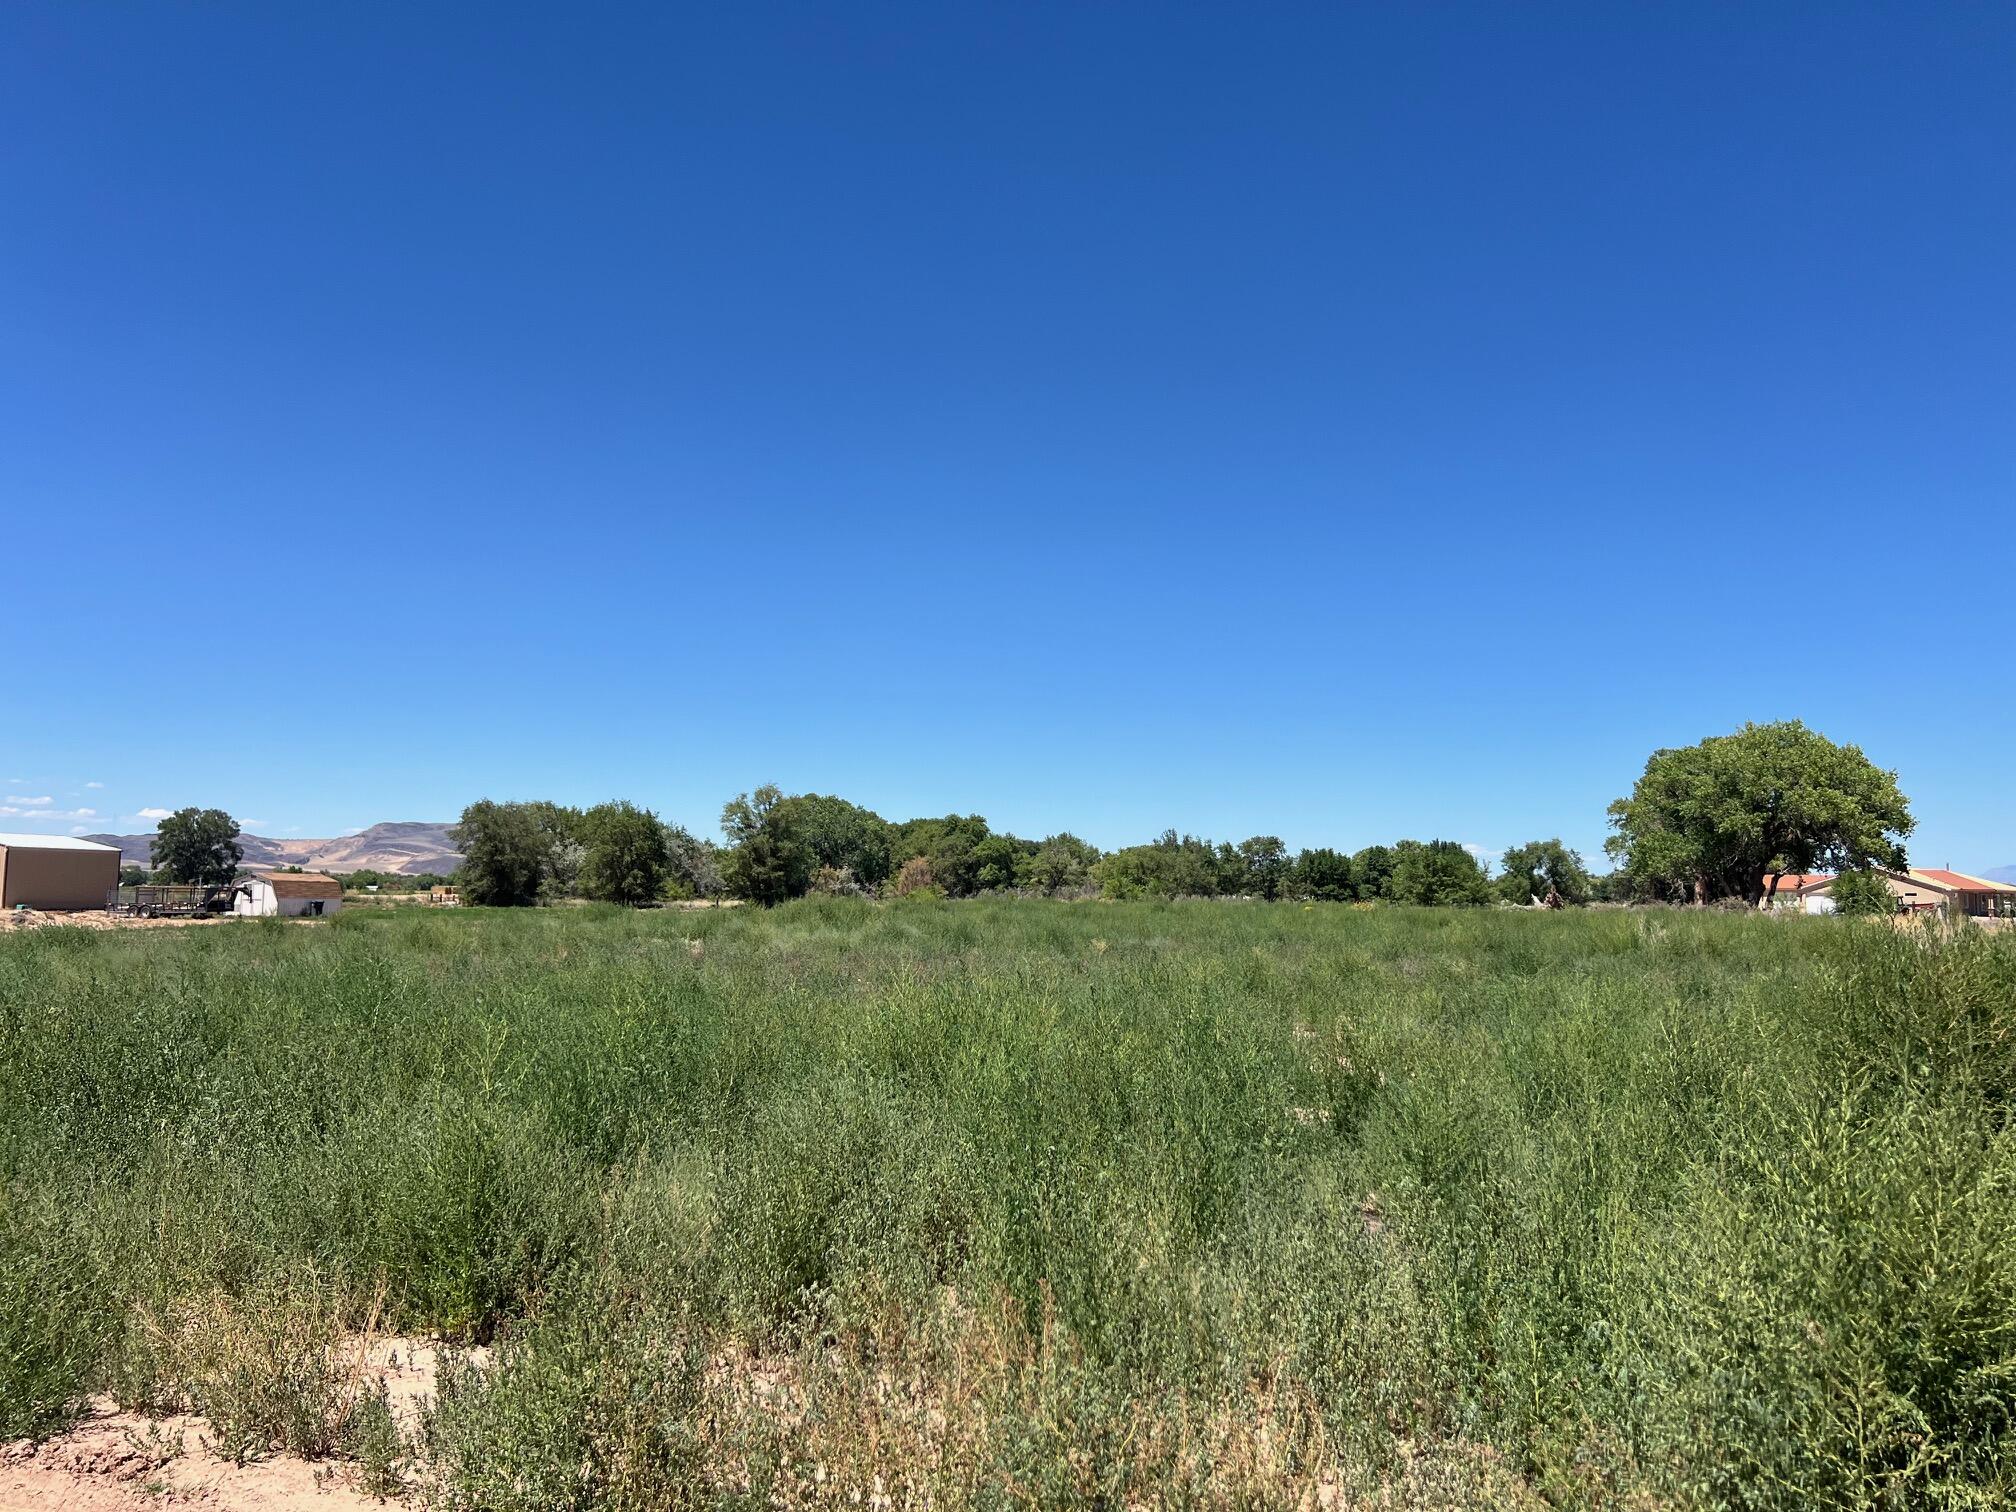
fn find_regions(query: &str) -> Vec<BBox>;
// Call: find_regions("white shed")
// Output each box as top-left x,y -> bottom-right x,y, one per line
234,872 -> 343,918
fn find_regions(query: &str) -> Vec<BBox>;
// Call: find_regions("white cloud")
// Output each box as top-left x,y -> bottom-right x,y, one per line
69,826 -> 89,836
85,781 -> 104,789
1462,842 -> 1501,868
9,796 -> 52,807
134,807 -> 174,821
243,819 -> 270,828
0,805 -> 98,820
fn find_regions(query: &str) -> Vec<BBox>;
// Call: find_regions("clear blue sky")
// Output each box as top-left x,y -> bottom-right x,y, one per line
3,2 -> 2011,870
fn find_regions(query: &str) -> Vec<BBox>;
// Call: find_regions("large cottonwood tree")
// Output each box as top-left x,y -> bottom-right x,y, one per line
452,799 -> 580,906
1606,721 -> 1912,907
577,800 -> 671,906
149,807 -> 242,886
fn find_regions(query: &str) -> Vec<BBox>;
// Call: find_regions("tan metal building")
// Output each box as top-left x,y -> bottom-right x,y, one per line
0,833 -> 123,910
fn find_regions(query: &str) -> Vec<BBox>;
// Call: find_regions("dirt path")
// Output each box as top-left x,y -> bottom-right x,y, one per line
0,909 -> 224,933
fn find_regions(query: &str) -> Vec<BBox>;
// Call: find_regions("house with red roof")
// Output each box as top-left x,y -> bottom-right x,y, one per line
1794,868 -> 2016,919
1761,873 -> 1833,908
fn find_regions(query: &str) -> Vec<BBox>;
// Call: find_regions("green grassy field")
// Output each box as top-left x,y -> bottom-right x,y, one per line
3,901 -> 2013,1508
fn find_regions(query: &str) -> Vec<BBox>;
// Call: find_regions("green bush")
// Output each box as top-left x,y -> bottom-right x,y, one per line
0,1205 -> 106,1439
1829,868 -> 1899,917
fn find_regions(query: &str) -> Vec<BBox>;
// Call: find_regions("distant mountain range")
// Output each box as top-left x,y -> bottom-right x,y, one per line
1988,865 -> 2016,886
85,821 -> 462,877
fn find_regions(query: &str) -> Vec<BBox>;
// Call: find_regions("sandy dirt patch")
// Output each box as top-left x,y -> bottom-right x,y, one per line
0,909 -> 228,933
0,1339 -> 443,1511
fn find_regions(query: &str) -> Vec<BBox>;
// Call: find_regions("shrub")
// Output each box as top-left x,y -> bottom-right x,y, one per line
0,1211 -> 105,1440
421,1294 -> 710,1512
891,855 -> 938,897
1829,868 -> 1897,917
117,1282 -> 354,1463
808,865 -> 866,897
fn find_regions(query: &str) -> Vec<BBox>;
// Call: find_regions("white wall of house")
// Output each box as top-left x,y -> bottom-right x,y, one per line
1802,893 -> 1837,915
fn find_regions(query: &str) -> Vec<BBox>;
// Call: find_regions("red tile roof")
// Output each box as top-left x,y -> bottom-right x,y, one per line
1909,869 -> 2016,894
1765,873 -> 1832,893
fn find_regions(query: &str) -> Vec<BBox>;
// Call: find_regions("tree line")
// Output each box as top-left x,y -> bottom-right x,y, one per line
138,720 -> 1918,913
450,799 -> 722,907
445,786 -> 1599,908
449,721 -> 1914,910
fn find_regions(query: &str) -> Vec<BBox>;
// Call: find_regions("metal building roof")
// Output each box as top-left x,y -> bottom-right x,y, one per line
0,833 -> 121,852
256,872 -> 343,899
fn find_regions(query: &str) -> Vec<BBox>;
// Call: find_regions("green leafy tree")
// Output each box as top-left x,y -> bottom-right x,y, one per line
1289,847 -> 1356,902
663,825 -> 722,899
1018,833 -> 1101,893
1387,839 -> 1493,907
1213,841 -> 1244,895
117,865 -> 150,887
721,785 -> 812,905
970,833 -> 1035,892
1097,831 -> 1223,899
149,807 -> 243,886
577,801 -> 671,905
769,794 -> 894,887
889,815 -> 993,898
1585,871 -> 1635,903
1496,838 -> 1592,906
1606,721 -> 1913,907
514,801 -> 586,901
1349,844 -> 1398,901
1829,869 -> 1898,918
1228,836 -> 1290,899
452,799 -> 574,907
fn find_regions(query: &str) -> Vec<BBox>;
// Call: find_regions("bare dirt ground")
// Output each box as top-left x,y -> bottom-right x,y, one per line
0,1340 -> 441,1512
0,909 -> 226,933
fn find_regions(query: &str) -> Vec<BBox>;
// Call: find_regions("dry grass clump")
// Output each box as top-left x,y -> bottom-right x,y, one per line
108,1279 -> 406,1474
420,1281 -> 1548,1510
